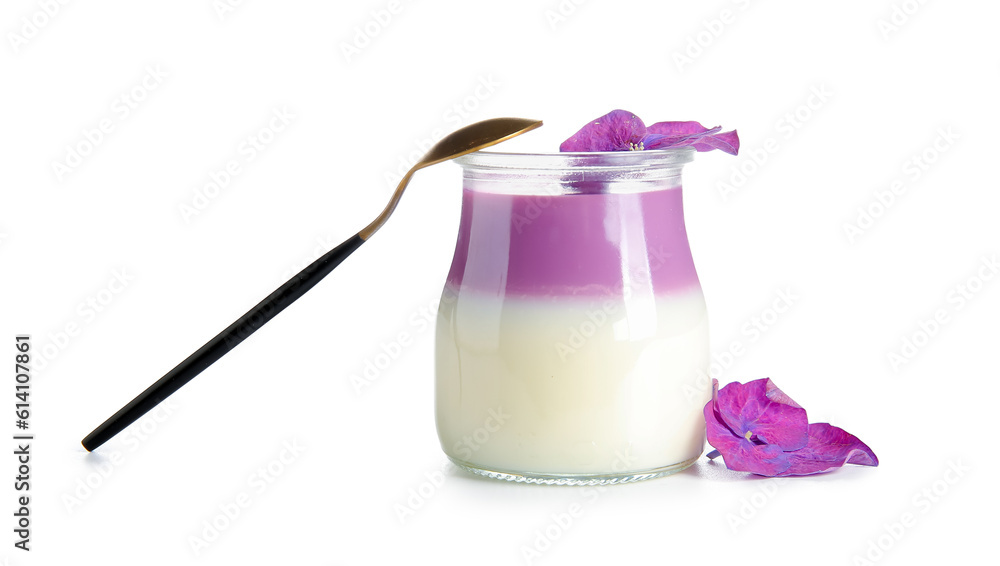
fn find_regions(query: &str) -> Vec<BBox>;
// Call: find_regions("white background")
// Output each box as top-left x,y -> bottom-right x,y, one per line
1,1 -> 997,564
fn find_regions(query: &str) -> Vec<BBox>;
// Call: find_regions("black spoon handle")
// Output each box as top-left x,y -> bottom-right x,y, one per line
82,233 -> 365,451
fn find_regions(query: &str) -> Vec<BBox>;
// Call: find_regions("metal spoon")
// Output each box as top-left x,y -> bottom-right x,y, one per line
82,117 -> 543,451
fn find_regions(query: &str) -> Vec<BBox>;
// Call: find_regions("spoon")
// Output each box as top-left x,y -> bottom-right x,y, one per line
82,117 -> 543,451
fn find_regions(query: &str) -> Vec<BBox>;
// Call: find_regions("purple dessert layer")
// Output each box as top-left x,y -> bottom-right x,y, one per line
445,185 -> 701,298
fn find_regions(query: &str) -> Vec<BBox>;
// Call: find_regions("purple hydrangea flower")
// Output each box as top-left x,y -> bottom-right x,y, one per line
704,378 -> 878,477
559,109 -> 739,154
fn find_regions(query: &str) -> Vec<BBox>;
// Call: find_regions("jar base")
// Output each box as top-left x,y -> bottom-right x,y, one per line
447,455 -> 698,486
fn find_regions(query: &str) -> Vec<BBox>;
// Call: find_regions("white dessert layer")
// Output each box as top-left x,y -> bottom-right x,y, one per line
435,287 -> 710,476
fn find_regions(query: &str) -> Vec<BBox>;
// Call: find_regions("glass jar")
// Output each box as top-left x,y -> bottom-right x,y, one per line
435,149 -> 709,485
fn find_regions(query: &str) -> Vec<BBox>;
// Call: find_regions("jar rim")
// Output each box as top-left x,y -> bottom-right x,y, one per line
454,149 -> 692,195
454,148 -> 696,171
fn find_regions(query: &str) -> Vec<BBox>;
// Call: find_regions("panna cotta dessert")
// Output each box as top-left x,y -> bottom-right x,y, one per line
435,150 -> 710,484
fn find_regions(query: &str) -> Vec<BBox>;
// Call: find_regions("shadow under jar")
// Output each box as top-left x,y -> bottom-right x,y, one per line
435,149 -> 710,485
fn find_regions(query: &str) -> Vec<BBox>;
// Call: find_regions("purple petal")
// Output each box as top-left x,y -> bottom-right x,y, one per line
559,109 -> 647,152
711,433 -> 791,476
704,382 -> 791,476
714,380 -> 805,444
779,423 -> 879,476
690,130 -> 740,155
716,379 -> 809,452
714,379 -> 763,434
644,126 -> 722,150
765,377 -> 802,408
706,379 -> 738,436
745,402 -> 809,451
647,121 -> 713,137
638,133 -> 670,149
752,378 -> 808,449
646,121 -> 740,154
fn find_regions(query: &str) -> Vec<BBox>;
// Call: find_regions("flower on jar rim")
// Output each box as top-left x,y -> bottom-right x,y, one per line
559,109 -> 739,154
703,378 -> 878,477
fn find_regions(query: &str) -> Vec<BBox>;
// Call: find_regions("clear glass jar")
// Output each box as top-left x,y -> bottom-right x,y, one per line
435,149 -> 709,485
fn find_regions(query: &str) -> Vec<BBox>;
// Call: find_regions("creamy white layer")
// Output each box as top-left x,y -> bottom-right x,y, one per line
435,287 -> 710,476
